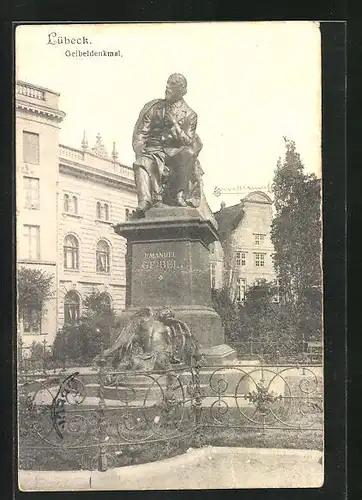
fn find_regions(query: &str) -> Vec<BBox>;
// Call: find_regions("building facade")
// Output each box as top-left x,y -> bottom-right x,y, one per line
16,81 -> 65,345
16,81 -> 137,345
210,192 -> 277,302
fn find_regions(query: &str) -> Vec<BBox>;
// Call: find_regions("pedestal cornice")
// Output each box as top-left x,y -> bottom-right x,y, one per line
113,207 -> 220,248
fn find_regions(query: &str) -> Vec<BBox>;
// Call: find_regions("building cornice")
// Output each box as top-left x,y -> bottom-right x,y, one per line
17,260 -> 57,266
59,160 -> 136,193
16,100 -> 66,123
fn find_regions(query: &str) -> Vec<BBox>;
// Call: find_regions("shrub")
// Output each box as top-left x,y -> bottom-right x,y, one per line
53,288 -> 117,365
212,288 -> 242,342
53,320 -> 107,365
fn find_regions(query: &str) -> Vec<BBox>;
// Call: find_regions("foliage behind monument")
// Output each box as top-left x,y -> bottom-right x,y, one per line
212,138 -> 322,350
271,137 -> 322,341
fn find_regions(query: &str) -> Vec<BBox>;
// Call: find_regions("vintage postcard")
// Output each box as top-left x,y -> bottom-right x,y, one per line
15,22 -> 323,491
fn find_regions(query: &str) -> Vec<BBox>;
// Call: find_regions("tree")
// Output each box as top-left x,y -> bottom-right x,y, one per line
17,267 -> 54,317
271,138 -> 322,340
237,279 -> 305,361
81,288 -> 117,338
82,288 -> 115,318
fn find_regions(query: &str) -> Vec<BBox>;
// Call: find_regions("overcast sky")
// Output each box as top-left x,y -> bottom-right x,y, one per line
16,22 -> 321,211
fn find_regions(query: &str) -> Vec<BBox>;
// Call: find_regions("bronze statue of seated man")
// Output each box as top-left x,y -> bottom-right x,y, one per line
132,73 -> 203,215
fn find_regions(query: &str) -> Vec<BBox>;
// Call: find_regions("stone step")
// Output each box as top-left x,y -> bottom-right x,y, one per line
63,395 -> 259,410
28,377 -> 254,407
73,364 -> 265,388
23,365 -> 289,407
82,382 -> 212,400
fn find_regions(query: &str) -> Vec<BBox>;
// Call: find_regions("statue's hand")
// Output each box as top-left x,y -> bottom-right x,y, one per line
169,126 -> 180,139
164,110 -> 175,123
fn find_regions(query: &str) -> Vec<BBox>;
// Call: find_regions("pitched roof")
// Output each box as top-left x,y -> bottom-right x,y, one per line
213,202 -> 244,242
214,191 -> 273,241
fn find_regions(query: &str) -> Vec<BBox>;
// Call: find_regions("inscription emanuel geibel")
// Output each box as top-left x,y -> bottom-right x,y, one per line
142,251 -> 185,270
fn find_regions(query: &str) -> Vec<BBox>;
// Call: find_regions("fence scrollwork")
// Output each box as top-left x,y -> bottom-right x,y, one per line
18,340 -> 323,472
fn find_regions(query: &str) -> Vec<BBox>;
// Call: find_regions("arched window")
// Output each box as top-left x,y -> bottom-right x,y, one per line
64,291 -> 80,323
96,240 -> 110,273
64,194 -> 69,212
125,208 -> 130,221
96,202 -> 102,219
64,234 -> 79,269
104,203 -> 109,220
72,196 -> 78,214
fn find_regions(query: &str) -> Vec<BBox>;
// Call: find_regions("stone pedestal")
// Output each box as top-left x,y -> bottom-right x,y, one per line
113,206 -> 236,364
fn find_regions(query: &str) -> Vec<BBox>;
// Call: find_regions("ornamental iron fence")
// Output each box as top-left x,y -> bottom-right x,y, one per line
18,347 -> 323,472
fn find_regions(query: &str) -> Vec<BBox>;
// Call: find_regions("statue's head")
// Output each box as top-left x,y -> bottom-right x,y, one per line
157,306 -> 175,322
165,73 -> 187,102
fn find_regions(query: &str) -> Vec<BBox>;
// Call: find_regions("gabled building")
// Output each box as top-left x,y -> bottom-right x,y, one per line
210,192 -> 276,302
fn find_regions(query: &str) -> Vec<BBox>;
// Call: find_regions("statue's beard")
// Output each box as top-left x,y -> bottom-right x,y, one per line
165,90 -> 183,103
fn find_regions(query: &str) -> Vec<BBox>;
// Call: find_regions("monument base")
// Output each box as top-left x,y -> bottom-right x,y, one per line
113,205 -> 236,361
112,304 -> 227,352
200,344 -> 238,365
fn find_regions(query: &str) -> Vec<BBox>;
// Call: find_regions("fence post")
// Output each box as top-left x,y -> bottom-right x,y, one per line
192,346 -> 203,448
97,352 -> 108,472
42,338 -> 47,374
18,337 -> 24,375
18,338 -> 28,384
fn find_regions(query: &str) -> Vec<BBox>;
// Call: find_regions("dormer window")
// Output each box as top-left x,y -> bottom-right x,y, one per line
254,234 -> 265,246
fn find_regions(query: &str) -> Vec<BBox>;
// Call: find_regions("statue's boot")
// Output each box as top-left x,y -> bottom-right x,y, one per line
175,191 -> 187,207
136,200 -> 151,214
153,193 -> 163,208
